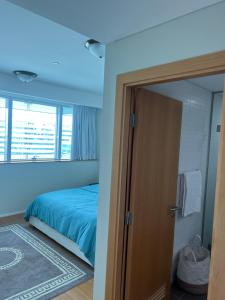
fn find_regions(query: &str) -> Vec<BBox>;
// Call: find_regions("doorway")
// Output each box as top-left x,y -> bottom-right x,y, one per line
105,51 -> 225,300
145,75 -> 224,299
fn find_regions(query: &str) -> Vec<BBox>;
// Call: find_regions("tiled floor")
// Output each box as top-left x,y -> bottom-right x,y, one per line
171,284 -> 207,300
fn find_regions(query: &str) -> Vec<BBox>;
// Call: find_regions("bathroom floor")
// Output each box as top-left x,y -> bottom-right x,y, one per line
171,285 -> 207,300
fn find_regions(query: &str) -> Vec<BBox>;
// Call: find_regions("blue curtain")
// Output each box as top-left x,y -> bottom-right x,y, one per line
73,105 -> 97,160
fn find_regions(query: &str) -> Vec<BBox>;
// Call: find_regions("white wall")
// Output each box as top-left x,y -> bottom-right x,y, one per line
94,2 -> 225,299
0,160 -> 99,217
0,72 -> 103,108
0,73 -> 102,216
203,92 -> 223,247
147,81 -> 212,270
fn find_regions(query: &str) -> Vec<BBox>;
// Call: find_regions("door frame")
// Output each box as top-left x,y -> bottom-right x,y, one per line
105,50 -> 225,300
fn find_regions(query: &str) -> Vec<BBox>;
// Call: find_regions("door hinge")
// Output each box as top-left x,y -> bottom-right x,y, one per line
130,113 -> 136,128
125,211 -> 133,225
217,124 -> 221,132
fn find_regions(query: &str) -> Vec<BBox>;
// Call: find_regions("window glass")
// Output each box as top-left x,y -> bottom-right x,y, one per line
0,98 -> 7,161
61,106 -> 73,160
11,101 -> 57,160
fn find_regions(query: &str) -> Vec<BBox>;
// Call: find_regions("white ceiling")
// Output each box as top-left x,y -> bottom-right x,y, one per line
0,1 -> 104,94
7,0 -> 223,44
1,0 -> 223,94
148,73 -> 225,93
189,74 -> 225,92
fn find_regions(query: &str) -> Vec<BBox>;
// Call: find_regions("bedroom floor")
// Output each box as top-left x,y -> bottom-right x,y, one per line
1,214 -> 207,300
0,213 -> 93,300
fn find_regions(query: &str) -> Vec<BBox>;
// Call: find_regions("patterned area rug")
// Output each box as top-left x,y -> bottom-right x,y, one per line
0,224 -> 93,300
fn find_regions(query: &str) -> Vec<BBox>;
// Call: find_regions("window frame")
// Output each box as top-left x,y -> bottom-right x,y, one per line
0,93 -> 74,163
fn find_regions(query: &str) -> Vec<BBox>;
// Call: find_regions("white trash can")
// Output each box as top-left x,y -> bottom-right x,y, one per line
177,235 -> 210,295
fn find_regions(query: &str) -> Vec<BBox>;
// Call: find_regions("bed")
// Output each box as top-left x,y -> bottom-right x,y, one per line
25,184 -> 98,267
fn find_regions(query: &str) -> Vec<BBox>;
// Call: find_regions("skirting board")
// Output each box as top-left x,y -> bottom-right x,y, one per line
29,216 -> 93,267
0,210 -> 25,218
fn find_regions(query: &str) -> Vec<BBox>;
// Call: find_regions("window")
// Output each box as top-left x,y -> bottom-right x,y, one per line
11,101 -> 57,160
61,106 -> 73,160
0,97 -> 74,162
0,98 -> 7,161
0,95 -> 97,163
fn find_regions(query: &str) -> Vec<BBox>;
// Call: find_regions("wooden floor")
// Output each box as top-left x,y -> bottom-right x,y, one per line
0,213 -> 93,300
54,280 -> 93,300
0,213 -> 25,225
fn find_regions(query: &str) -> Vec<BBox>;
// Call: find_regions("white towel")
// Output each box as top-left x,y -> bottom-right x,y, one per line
181,170 -> 202,217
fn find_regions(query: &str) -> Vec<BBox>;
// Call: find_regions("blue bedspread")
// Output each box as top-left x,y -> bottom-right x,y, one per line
25,184 -> 98,266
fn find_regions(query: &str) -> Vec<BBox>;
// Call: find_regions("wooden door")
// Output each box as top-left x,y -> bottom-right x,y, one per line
124,88 -> 182,300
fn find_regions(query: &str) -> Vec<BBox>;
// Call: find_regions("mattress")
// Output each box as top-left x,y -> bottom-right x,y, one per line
25,184 -> 98,266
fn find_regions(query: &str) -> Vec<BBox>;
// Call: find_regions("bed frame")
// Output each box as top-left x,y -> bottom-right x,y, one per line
29,216 -> 93,267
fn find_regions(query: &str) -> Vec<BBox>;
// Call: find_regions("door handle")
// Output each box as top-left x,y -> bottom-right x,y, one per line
168,206 -> 181,217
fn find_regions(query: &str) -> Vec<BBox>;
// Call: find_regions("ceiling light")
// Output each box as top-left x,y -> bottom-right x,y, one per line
84,39 -> 105,59
13,70 -> 38,83
52,61 -> 61,65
